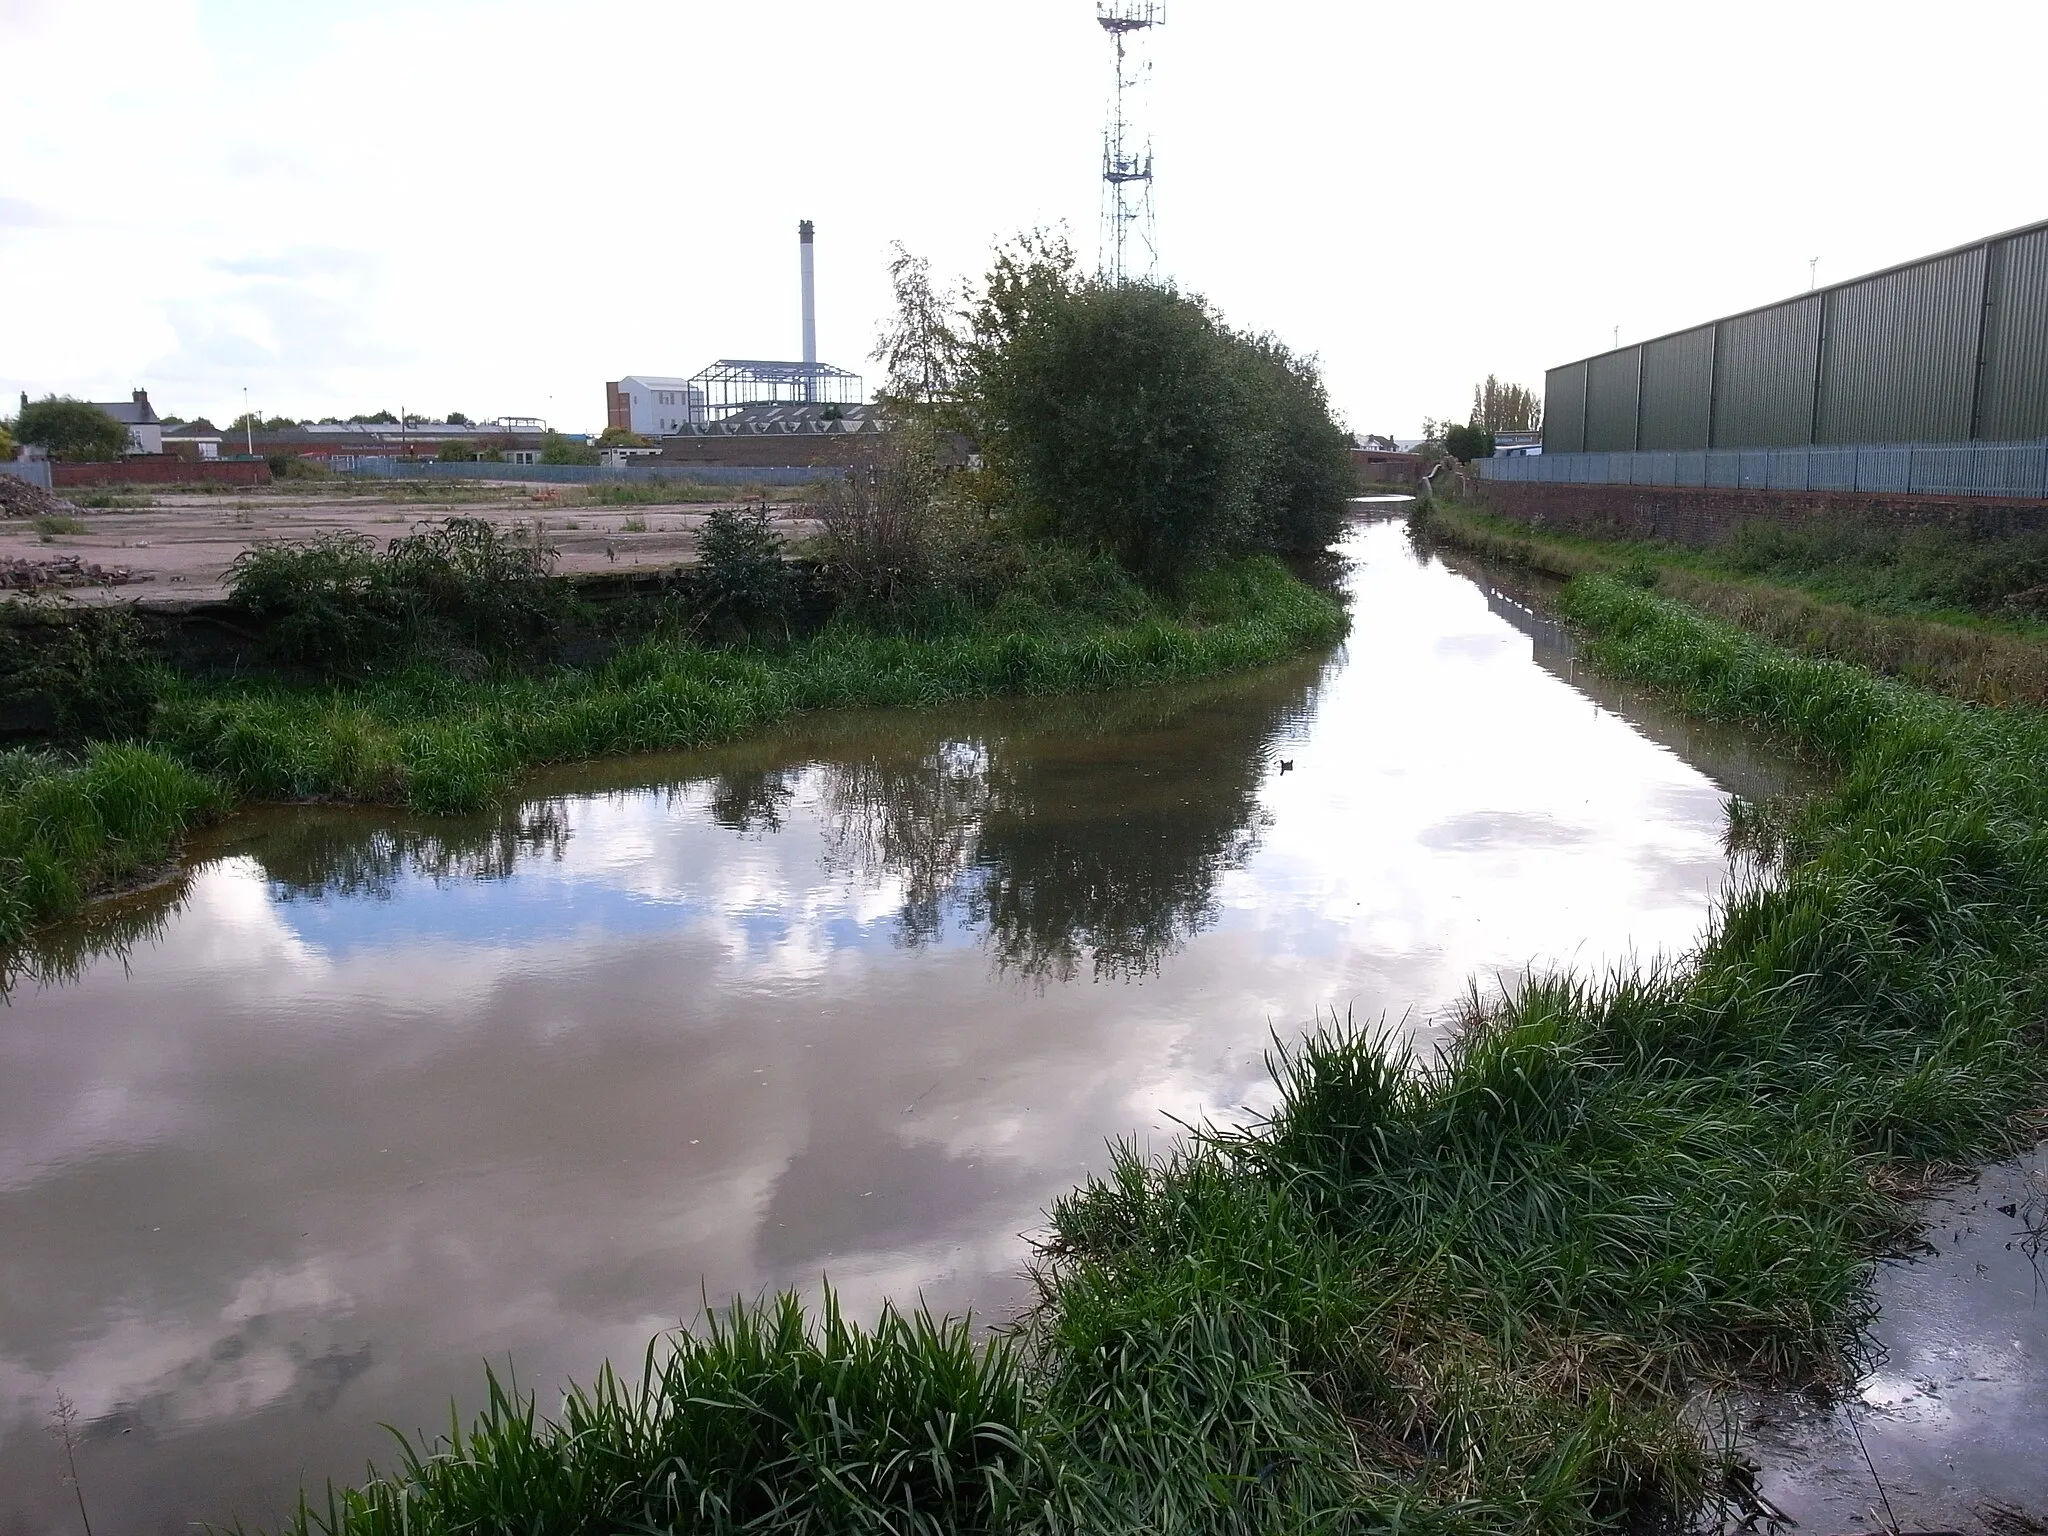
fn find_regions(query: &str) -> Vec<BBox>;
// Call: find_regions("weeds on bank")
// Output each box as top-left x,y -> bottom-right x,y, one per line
0,745 -> 222,946
271,572 -> 2048,1533
158,555 -> 1343,814
1422,501 -> 2048,706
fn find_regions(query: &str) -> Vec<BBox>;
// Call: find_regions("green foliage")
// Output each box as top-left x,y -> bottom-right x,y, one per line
594,426 -> 650,447
538,431 -> 600,466
1442,422 -> 1494,461
0,605 -> 164,742
14,396 -> 130,462
0,423 -> 16,460
282,1292 -> 1064,1536
696,503 -> 790,626
1226,335 -> 1357,556
0,745 -> 222,946
965,247 -> 1354,585
434,440 -> 474,463
1717,517 -> 2048,621
1470,374 -> 1542,433
811,437 -> 963,614
446,412 -> 472,426
226,518 -> 567,676
157,555 -> 1344,815
973,275 -> 1240,586
33,514 -> 87,536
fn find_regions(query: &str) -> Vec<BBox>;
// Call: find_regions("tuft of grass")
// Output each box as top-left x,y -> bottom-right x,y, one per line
32,513 -> 88,536
0,745 -> 224,946
282,1291 -> 1067,1536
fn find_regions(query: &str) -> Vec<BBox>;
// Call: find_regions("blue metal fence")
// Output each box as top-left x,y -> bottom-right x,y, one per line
1480,439 -> 2048,499
0,461 -> 55,490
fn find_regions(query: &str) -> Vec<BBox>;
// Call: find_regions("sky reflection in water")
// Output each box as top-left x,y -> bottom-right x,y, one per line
0,519 -> 1801,1533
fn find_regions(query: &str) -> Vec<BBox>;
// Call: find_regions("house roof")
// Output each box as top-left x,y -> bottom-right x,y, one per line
619,376 -> 701,392
94,397 -> 161,426
164,418 -> 222,439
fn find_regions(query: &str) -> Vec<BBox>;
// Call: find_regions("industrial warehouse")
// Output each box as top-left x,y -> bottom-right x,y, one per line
1489,216 -> 2048,499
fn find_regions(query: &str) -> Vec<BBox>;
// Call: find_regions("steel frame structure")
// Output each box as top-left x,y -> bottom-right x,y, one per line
684,360 -> 864,422
1097,2 -> 1162,285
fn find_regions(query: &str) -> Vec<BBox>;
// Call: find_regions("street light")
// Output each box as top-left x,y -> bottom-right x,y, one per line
244,387 -> 253,456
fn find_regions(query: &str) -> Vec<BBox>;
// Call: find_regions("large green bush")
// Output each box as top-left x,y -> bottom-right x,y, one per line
965,253 -> 1354,586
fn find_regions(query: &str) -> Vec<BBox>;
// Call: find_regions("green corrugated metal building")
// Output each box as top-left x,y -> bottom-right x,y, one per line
1543,217 -> 2048,454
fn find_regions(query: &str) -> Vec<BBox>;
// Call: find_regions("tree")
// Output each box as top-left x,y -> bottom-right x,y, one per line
437,441 -> 475,462
538,431 -> 598,465
964,238 -> 1355,582
347,411 -> 399,426
1469,375 -> 1541,433
14,397 -> 130,461
0,423 -> 16,461
446,412 -> 472,426
972,272 -> 1241,586
1225,335 -> 1356,556
595,426 -> 649,448
872,242 -> 967,419
1443,422 -> 1494,461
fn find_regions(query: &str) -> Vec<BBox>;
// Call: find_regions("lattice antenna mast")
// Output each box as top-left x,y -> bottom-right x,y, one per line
1097,2 -> 1162,285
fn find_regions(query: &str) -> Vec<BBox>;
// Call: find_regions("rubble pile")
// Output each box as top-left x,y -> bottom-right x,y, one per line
0,474 -> 87,520
0,554 -> 143,590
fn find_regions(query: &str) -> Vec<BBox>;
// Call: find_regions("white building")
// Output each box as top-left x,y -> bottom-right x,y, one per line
605,376 -> 706,437
91,389 -> 163,454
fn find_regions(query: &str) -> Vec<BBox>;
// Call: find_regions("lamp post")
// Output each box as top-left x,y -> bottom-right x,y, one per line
244,387 -> 254,457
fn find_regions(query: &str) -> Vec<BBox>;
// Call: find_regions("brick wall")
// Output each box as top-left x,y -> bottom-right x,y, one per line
53,458 -> 273,488
1474,480 -> 2048,547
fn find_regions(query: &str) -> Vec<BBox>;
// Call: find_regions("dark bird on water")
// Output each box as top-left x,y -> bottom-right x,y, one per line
1279,760 -> 1294,774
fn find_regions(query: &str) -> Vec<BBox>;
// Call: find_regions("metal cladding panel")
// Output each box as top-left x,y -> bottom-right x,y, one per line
1976,228 -> 2048,442
1637,326 -> 1715,449
1711,296 -> 1821,448
1583,347 -> 1642,451
1544,363 -> 1588,453
1817,248 -> 1984,445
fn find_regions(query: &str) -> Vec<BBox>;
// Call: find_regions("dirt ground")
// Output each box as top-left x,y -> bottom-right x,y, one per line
0,480 -> 821,605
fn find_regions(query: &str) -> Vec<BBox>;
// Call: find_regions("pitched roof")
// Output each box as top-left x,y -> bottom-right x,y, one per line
92,391 -> 161,426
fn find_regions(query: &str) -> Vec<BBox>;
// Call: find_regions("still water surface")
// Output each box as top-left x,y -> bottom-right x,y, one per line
1,519 -> 1802,1533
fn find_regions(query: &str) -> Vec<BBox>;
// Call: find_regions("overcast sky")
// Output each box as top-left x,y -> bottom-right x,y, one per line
3,0 -> 2043,437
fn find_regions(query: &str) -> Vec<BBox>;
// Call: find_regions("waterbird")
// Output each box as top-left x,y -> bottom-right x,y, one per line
1279,759 -> 1294,773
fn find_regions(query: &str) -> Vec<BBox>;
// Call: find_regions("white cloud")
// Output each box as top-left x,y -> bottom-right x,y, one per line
4,0 -> 2041,432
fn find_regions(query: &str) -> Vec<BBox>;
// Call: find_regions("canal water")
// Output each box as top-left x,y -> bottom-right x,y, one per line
1,517 -> 1806,1533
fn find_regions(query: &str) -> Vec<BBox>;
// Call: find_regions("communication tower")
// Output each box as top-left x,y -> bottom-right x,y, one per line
1097,2 -> 1162,284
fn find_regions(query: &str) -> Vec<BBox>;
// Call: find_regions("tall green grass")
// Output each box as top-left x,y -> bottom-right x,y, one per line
280,571 -> 2048,1533
287,1294 -> 1065,1536
160,557 -> 1345,814
0,745 -> 223,946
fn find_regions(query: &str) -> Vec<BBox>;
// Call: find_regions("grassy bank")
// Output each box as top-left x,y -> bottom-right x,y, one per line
0,554 -> 1344,943
0,745 -> 222,945
277,562 -> 2048,1533
1424,499 -> 2048,706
